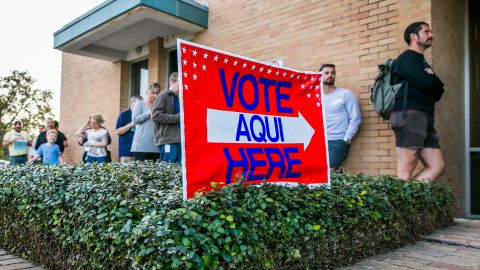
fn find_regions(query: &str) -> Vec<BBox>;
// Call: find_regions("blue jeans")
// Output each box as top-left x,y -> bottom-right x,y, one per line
85,155 -> 108,163
328,140 -> 349,168
159,143 -> 181,163
9,155 -> 27,165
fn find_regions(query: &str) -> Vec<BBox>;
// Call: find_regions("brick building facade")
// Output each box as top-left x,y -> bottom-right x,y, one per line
55,0 -> 478,217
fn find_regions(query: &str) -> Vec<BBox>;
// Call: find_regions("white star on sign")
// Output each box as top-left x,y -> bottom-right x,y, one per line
202,64 -> 207,71
283,72 -> 287,77
203,52 -> 209,59
192,50 -> 198,56
183,71 -> 188,78
259,67 -> 264,72
233,60 -> 238,66
316,93 -> 320,98
316,102 -> 321,107
307,93 -> 311,98
182,59 -> 187,66
276,71 -> 280,75
214,55 -> 219,61
193,62 -> 197,68
316,85 -> 320,89
193,74 -> 198,80
182,47 -> 186,53
184,84 -> 189,90
224,58 -> 229,64
242,63 -> 247,68
267,69 -> 272,74
290,74 -> 294,78
296,75 -> 300,79
251,65 -> 256,70
301,84 -> 305,89
311,77 -> 316,81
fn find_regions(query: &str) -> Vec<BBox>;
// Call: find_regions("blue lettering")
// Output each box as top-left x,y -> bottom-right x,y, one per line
219,69 -> 240,108
218,70 -> 293,113
265,117 -> 282,143
224,147 -> 302,183
238,74 -> 259,111
284,147 -> 302,178
246,148 -> 266,181
223,148 -> 249,184
276,81 -> 293,113
258,77 -> 276,112
250,115 -> 266,143
264,148 -> 286,179
235,114 -> 251,142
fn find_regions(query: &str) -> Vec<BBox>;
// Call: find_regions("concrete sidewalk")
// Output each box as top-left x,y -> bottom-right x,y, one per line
341,218 -> 480,270
1,219 -> 479,270
0,249 -> 44,270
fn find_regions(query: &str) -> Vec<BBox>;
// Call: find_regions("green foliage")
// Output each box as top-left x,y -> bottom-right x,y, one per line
0,70 -> 53,158
0,162 -> 455,269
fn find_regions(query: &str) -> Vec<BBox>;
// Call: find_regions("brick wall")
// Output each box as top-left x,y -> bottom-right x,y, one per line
431,0 -> 465,215
194,0 -> 432,175
59,0 -> 466,215
60,53 -> 125,163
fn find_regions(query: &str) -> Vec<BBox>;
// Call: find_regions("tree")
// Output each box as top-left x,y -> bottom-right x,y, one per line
0,70 -> 53,159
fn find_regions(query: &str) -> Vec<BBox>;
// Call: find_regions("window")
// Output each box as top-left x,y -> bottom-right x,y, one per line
131,59 -> 149,100
168,49 -> 178,79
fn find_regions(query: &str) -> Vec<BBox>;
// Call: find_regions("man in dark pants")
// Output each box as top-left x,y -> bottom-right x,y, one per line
390,21 -> 445,181
320,64 -> 361,170
152,72 -> 181,163
115,95 -> 142,162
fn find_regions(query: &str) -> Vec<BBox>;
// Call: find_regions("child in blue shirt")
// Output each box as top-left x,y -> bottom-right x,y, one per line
29,129 -> 63,165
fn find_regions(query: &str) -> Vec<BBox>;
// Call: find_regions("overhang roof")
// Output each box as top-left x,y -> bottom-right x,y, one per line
54,0 -> 208,62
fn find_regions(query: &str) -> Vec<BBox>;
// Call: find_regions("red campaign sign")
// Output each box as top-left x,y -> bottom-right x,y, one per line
178,40 -> 329,199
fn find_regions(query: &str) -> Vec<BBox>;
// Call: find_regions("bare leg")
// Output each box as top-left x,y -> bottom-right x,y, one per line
415,148 -> 445,181
396,147 -> 419,179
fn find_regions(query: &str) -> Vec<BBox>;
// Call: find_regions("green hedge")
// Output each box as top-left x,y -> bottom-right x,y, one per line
0,162 -> 455,269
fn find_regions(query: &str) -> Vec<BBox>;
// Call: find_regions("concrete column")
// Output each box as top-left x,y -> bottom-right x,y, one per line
148,37 -> 167,88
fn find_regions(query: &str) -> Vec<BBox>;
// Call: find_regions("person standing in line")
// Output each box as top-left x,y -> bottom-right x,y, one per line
131,85 -> 160,161
390,21 -> 445,181
35,119 -> 68,155
77,116 -> 112,163
319,64 -> 362,170
2,121 -> 32,165
28,124 -> 46,161
29,129 -> 63,165
152,72 -> 181,163
115,95 -> 143,162
76,115 -> 109,163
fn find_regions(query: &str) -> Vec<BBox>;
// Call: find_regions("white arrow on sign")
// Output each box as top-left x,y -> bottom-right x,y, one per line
206,108 -> 315,150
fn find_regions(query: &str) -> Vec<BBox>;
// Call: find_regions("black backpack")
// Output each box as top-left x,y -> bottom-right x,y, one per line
371,59 -> 408,120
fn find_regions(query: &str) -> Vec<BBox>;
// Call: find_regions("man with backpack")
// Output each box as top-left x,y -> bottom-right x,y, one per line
320,64 -> 361,170
390,21 -> 445,181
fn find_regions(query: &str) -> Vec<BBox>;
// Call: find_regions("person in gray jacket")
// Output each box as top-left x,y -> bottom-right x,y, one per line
131,84 -> 160,161
152,72 -> 181,163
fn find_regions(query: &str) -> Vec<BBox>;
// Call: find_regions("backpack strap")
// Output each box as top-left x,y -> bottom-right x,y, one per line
402,80 -> 409,119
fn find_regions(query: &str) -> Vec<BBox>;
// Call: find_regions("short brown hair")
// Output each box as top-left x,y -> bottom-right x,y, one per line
319,64 -> 335,72
169,72 -> 178,83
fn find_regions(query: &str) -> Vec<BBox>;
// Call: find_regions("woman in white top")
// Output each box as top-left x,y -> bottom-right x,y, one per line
131,84 -> 160,161
76,114 -> 109,163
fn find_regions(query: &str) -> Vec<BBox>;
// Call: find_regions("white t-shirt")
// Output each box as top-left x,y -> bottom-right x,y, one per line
84,128 -> 108,157
323,87 -> 362,142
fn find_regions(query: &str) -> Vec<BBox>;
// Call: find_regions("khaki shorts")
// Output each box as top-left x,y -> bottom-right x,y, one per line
390,110 -> 440,149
